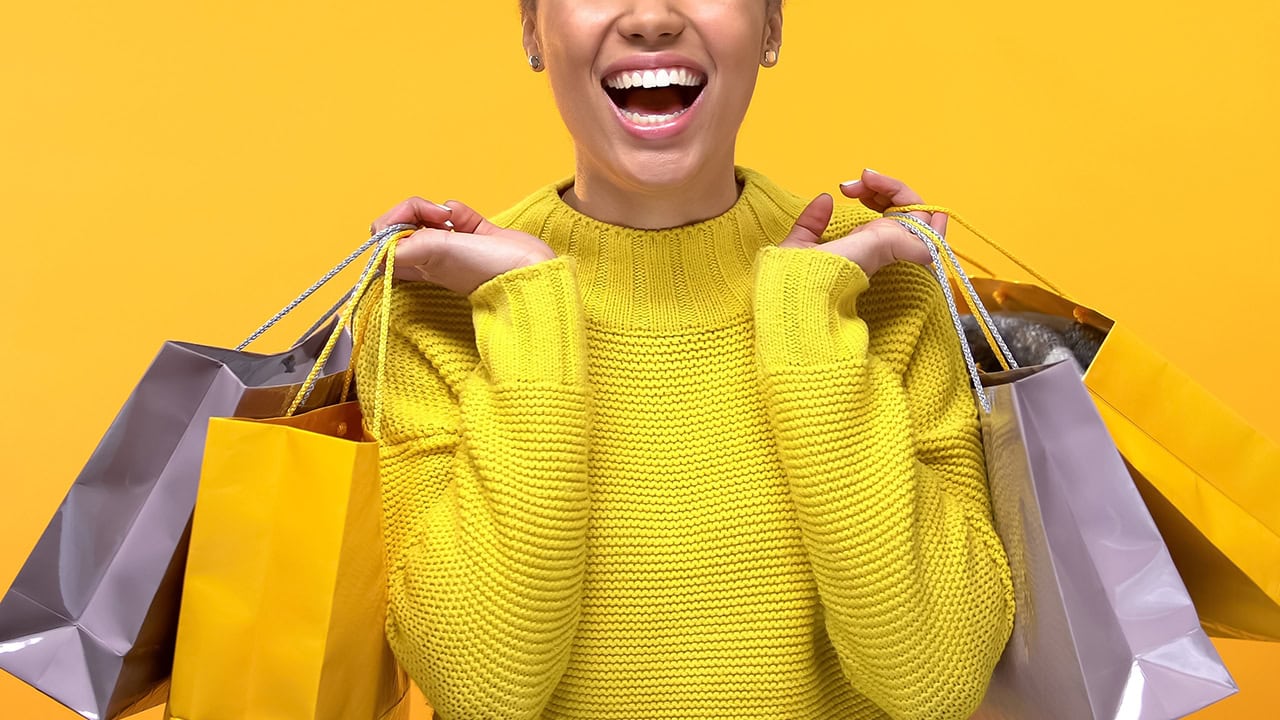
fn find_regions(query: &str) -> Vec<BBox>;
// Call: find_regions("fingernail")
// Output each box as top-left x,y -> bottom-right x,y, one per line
433,202 -> 453,213
840,179 -> 861,187
443,219 -> 455,230
864,168 -> 880,175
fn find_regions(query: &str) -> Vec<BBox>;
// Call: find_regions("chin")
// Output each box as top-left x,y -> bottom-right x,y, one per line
610,149 -> 712,193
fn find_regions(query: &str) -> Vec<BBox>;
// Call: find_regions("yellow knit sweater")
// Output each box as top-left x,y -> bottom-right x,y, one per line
354,167 -> 1014,720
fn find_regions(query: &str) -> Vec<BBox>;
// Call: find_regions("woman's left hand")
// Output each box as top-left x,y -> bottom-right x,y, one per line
778,170 -> 947,277
838,168 -> 948,238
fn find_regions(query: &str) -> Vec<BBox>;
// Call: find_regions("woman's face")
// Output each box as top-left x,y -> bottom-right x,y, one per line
525,0 -> 781,193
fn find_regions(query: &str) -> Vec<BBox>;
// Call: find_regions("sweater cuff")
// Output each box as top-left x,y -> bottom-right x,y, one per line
753,246 -> 871,368
469,256 -> 588,386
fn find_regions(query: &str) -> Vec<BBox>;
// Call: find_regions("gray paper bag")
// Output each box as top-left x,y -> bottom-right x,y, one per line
0,225 -> 409,719
886,214 -> 1238,720
973,362 -> 1237,719
0,323 -> 352,719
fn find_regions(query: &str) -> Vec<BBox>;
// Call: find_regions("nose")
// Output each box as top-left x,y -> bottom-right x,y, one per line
616,0 -> 686,46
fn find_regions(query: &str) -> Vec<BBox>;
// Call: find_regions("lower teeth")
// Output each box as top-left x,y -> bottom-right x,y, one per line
621,107 -> 688,126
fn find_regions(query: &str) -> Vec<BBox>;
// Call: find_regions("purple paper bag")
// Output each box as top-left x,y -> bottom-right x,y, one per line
972,361 -> 1237,719
883,212 -> 1238,720
0,321 -> 352,720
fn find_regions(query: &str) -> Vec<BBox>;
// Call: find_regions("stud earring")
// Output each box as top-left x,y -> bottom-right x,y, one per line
762,49 -> 778,67
529,55 -> 544,71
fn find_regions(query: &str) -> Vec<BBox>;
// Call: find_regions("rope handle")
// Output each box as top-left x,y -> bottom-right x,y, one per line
886,204 -> 1065,296
884,212 -> 1021,414
892,213 -> 1019,367
372,236 -> 396,437
287,227 -> 413,418
237,227 -> 407,351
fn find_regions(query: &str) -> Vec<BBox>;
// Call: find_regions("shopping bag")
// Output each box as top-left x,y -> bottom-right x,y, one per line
165,402 -> 409,720
0,327 -> 351,719
0,229 -> 403,720
891,205 -> 1280,642
889,214 -> 1238,719
166,227 -> 416,720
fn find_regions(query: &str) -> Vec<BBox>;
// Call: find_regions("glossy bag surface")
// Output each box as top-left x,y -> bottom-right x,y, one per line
166,228 -> 417,720
972,361 -> 1237,719
0,322 -> 351,720
885,211 -> 1238,719
165,401 -> 408,720
964,275 -> 1280,642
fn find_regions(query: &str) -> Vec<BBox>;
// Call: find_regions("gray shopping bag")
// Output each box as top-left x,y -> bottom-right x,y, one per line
975,361 -> 1236,719
0,226 -> 409,719
0,324 -> 352,719
888,214 -> 1238,720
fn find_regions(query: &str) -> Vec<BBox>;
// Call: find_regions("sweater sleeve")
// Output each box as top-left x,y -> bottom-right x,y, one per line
752,246 -> 1014,720
353,257 -> 592,720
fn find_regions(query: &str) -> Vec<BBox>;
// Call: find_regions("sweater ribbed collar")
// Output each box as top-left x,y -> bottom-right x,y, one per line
493,167 -> 810,334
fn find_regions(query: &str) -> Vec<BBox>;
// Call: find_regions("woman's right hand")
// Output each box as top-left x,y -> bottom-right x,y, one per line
371,197 -> 557,296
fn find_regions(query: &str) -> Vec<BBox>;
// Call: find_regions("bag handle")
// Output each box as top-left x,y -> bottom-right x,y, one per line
237,225 -> 413,351
337,231 -> 399,435
888,204 -> 1066,297
883,210 -> 1020,413
287,226 -> 413,419
369,237 -> 397,438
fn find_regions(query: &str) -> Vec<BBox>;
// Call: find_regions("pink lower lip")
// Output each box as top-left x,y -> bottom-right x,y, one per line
608,86 -> 705,141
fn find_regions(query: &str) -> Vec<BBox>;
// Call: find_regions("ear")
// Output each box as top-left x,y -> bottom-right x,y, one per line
763,3 -> 783,57
522,12 -> 541,62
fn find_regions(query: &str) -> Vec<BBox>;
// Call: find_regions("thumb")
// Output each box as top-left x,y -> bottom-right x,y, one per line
443,200 -> 501,236
778,194 -> 834,248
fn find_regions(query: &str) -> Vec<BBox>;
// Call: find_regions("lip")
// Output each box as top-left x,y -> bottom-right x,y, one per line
600,52 -> 709,141
600,52 -> 708,79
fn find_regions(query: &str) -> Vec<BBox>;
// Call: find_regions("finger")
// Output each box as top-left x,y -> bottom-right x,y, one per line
838,178 -> 873,200
827,220 -> 933,273
863,218 -> 935,264
929,210 -> 949,238
839,181 -> 913,216
888,226 -> 935,266
845,169 -> 931,224
390,227 -> 454,280
372,197 -> 453,234
442,200 -> 503,236
837,181 -> 899,213
778,194 -> 834,248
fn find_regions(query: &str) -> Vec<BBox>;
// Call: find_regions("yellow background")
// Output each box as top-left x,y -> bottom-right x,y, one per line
1,1 -> 1276,718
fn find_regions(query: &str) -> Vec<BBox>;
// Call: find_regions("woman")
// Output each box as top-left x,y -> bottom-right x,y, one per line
357,1 -> 1015,718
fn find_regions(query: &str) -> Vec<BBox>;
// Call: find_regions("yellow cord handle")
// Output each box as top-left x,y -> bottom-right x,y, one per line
886,204 -> 1065,296
946,247 -> 996,278
372,237 -> 396,439
288,230 -> 411,419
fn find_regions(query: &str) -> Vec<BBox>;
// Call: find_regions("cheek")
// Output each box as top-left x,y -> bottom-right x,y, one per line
693,13 -> 766,103
541,36 -> 605,127
709,43 -> 764,119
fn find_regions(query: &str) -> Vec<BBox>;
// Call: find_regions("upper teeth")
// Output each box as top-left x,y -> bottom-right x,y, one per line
604,68 -> 704,90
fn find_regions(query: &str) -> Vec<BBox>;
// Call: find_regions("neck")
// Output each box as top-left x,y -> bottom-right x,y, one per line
563,153 -> 741,230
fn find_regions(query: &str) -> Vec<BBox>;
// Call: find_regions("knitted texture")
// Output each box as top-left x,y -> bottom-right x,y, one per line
353,167 -> 1015,720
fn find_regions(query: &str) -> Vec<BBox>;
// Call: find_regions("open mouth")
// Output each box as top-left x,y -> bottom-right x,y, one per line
602,68 -> 707,126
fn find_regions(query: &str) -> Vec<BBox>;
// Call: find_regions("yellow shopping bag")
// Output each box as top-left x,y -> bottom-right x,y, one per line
167,227 -> 423,719
167,402 -> 409,720
890,205 -> 1280,642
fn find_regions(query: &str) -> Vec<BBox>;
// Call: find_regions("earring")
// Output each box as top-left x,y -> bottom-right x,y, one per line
762,49 -> 778,67
529,55 -> 544,71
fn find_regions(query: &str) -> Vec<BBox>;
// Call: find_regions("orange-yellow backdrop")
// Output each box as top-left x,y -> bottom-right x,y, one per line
1,1 -> 1276,718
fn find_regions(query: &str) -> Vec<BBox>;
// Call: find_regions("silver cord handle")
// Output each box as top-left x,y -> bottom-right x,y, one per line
885,213 -> 1018,414
237,223 -> 418,350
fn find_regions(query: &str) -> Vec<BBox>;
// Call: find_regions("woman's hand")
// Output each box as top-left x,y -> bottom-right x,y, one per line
778,170 -> 947,277
372,197 -> 557,296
